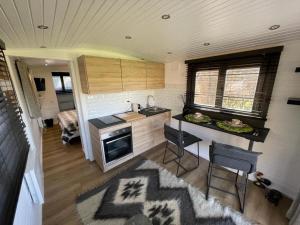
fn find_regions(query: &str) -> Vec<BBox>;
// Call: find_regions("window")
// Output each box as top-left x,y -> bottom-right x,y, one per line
52,72 -> 72,93
63,76 -> 72,90
194,70 -> 219,107
222,67 -> 260,112
185,46 -> 283,120
52,76 -> 63,91
0,45 -> 29,225
193,66 -> 260,113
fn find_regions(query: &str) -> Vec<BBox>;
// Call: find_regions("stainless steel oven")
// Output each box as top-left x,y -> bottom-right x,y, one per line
101,126 -> 133,163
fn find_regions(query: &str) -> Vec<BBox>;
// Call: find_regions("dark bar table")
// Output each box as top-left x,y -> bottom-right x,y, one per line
172,114 -> 270,151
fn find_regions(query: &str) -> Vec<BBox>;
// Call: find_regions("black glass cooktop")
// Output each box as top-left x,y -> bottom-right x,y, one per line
89,115 -> 125,129
98,115 -> 122,124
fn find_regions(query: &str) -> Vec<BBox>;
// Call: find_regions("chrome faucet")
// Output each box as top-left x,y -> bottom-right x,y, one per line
147,95 -> 155,108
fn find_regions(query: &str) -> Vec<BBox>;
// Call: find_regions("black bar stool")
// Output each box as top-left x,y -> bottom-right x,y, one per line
206,140 -> 262,213
163,123 -> 202,177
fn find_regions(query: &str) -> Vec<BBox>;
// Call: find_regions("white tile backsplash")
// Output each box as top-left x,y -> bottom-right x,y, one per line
86,90 -> 155,119
154,85 -> 185,115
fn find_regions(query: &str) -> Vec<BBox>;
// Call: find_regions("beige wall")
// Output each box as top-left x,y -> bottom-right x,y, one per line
30,65 -> 70,120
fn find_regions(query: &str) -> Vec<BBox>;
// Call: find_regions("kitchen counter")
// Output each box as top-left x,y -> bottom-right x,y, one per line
88,108 -> 171,130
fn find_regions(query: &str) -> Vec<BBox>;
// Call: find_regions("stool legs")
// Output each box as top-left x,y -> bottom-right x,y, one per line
197,141 -> 200,166
162,141 -> 168,164
206,165 -> 249,213
176,155 -> 181,176
206,162 -> 212,200
163,141 -> 200,177
236,173 -> 249,213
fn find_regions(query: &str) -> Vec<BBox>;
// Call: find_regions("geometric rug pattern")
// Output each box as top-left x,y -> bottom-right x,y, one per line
76,160 -> 256,225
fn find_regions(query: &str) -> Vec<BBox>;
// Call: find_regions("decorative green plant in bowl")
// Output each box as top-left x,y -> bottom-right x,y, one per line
184,113 -> 211,123
216,119 -> 254,133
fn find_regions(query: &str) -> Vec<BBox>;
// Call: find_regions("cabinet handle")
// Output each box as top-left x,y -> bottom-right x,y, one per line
105,134 -> 131,144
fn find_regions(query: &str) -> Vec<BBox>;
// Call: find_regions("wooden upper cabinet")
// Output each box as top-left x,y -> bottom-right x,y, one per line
77,55 -> 123,94
146,62 -> 165,89
121,59 -> 146,91
77,55 -> 165,93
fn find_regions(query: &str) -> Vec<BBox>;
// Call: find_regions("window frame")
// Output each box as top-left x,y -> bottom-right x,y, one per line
185,46 -> 283,126
52,72 -> 72,94
193,64 -> 262,115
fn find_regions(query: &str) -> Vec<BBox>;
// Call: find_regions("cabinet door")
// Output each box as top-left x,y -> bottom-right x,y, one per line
79,56 -> 123,94
121,59 -> 146,91
132,117 -> 154,155
77,56 -> 89,93
89,123 -> 105,171
152,112 -> 171,145
146,62 -> 165,89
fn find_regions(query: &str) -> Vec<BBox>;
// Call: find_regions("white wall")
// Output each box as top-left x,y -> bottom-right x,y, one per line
13,179 -> 42,225
156,40 -> 300,199
6,58 -> 44,225
256,41 -> 300,199
13,148 -> 44,225
5,41 -> 300,200
30,65 -> 70,120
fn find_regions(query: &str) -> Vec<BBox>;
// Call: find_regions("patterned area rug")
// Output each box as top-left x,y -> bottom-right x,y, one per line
76,160 -> 255,225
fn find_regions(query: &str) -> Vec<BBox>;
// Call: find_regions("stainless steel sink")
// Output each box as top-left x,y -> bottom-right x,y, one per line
143,107 -> 165,113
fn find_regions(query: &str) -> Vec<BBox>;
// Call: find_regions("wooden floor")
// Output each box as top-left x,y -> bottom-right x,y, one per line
43,125 -> 291,225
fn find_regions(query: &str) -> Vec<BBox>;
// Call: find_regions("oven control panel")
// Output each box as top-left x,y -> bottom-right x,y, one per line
101,126 -> 132,140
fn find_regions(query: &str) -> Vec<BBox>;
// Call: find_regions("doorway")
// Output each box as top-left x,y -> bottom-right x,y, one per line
15,57 -> 82,146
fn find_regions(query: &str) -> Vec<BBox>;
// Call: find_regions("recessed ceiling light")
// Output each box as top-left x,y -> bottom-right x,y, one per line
269,25 -> 280,30
40,45 -> 47,48
203,42 -> 210,46
125,35 -> 132,39
161,14 -> 170,20
167,52 -> 172,54
37,25 -> 48,29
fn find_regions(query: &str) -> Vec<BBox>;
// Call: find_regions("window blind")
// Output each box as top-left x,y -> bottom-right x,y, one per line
185,46 -> 283,121
0,41 -> 29,225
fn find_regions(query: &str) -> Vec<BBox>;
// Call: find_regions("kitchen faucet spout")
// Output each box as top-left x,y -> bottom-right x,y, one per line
147,95 -> 155,108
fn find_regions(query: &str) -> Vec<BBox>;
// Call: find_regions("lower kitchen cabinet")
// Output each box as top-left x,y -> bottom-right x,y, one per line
132,118 -> 154,155
89,111 -> 171,172
132,111 -> 171,155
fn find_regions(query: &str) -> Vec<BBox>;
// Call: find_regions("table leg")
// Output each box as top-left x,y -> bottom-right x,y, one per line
178,120 -> 182,131
248,140 -> 254,151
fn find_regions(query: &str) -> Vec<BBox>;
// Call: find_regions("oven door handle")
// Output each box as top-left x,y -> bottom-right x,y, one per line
105,134 -> 131,144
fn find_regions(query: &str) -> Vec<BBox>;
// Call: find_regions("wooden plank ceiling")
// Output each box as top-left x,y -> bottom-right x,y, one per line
0,0 -> 300,61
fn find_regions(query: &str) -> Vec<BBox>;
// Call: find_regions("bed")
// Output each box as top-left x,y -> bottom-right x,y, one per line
57,110 -> 80,144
